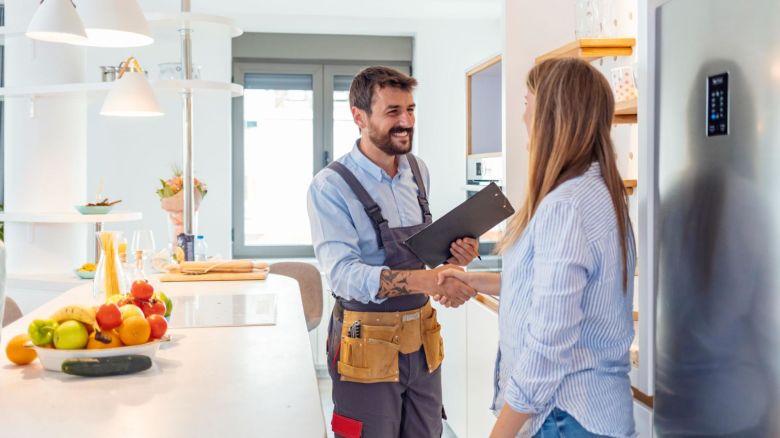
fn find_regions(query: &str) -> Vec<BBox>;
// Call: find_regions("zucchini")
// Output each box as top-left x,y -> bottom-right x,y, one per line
61,355 -> 152,377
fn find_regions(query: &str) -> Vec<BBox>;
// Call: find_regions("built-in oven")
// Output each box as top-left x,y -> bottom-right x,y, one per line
464,153 -> 506,255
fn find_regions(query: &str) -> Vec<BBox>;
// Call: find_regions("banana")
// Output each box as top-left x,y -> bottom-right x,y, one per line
50,305 -> 97,326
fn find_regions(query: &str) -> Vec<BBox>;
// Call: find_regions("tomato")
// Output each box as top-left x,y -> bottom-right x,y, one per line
96,304 -> 122,330
150,300 -> 166,317
130,280 -> 154,300
147,314 -> 168,339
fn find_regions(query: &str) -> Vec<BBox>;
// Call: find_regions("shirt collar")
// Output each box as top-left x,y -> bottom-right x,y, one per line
348,139 -> 408,182
585,161 -> 601,176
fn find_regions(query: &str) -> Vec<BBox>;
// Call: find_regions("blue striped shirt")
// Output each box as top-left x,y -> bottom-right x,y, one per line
493,163 -> 637,437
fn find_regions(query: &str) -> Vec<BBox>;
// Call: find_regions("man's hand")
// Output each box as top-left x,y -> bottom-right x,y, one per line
447,237 -> 480,267
429,265 -> 476,308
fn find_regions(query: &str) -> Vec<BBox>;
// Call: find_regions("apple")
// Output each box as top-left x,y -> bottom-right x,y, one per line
136,299 -> 153,318
154,291 -> 173,317
105,294 -> 125,305
119,304 -> 144,321
131,280 -> 154,300
96,304 -> 122,330
147,315 -> 168,339
150,300 -> 166,317
53,320 -> 89,350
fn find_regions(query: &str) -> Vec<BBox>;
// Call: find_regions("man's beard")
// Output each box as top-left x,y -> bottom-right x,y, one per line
368,124 -> 414,156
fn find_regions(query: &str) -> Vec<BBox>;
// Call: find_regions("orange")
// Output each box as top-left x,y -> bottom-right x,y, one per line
5,334 -> 37,365
87,330 -> 124,349
117,316 -> 151,346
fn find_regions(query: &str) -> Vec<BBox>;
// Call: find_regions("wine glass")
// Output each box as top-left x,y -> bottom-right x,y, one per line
131,230 -> 156,276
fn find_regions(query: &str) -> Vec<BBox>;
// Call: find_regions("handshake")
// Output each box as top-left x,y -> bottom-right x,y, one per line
427,266 -> 476,308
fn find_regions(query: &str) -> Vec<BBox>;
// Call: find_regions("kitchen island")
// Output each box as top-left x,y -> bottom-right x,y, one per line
0,274 -> 326,438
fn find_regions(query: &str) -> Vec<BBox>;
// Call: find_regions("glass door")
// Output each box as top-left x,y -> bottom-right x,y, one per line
233,63 -> 410,258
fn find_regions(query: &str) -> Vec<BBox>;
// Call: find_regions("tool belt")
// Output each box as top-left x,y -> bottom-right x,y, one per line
336,300 -> 444,384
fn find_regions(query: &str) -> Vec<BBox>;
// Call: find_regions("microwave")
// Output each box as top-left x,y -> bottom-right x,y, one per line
467,154 -> 503,184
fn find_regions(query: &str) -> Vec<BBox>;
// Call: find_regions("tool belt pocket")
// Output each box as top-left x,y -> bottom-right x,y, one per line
338,323 -> 401,384
421,307 -> 444,373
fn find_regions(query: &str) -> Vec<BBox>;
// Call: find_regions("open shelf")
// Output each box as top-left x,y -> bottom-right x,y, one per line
0,211 -> 142,224
624,179 -> 637,195
146,13 -> 243,38
0,80 -> 243,99
535,38 -> 636,64
615,98 -> 638,124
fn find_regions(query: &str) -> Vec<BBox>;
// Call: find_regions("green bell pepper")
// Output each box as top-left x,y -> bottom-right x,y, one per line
28,319 -> 59,346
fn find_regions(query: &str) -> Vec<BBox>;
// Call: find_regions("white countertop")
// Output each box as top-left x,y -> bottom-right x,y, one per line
0,274 -> 326,438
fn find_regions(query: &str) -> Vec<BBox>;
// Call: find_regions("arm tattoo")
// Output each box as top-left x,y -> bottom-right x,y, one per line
378,270 -> 413,298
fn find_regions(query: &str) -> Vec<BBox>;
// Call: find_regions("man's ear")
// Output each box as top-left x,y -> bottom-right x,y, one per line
352,107 -> 368,130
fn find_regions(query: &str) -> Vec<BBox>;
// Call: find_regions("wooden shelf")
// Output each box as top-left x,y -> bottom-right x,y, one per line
624,179 -> 637,195
535,38 -> 636,64
614,98 -> 638,124
475,293 -> 499,313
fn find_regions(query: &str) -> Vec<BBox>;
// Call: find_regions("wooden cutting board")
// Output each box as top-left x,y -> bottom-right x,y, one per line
159,270 -> 269,282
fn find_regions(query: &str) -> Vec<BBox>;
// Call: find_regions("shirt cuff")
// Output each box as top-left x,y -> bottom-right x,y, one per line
504,379 -> 546,415
367,265 -> 390,304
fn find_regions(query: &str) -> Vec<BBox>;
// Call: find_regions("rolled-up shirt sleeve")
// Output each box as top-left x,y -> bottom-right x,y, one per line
307,176 -> 388,304
505,200 -> 592,414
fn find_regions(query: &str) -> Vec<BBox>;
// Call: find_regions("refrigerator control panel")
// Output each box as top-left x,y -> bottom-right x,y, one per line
707,72 -> 729,136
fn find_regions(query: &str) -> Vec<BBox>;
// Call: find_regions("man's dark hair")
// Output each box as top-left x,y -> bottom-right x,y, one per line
349,66 -> 417,115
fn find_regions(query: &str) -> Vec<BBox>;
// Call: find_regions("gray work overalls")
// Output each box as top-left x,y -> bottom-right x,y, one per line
326,153 -> 445,438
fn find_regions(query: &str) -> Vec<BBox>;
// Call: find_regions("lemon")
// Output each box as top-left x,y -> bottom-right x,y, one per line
174,246 -> 185,263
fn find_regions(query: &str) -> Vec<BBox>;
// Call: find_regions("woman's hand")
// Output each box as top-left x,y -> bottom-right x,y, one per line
433,269 -> 474,308
489,404 -> 529,438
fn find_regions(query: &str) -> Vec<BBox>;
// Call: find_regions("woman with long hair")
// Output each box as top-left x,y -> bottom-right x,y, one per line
439,58 -> 636,437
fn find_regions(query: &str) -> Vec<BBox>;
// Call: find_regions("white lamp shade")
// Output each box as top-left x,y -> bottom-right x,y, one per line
76,0 -> 153,47
26,0 -> 88,45
101,72 -> 163,117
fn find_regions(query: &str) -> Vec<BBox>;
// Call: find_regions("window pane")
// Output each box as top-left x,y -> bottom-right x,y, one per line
333,75 -> 359,159
243,75 -> 313,247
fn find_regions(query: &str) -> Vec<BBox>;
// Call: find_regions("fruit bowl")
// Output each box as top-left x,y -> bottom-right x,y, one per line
75,205 -> 114,215
34,339 -> 162,372
74,269 -> 95,280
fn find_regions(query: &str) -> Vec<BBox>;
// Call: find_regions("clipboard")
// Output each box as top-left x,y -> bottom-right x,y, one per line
403,182 -> 515,268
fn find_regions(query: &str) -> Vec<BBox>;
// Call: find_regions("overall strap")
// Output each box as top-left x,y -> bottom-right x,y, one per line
327,161 -> 387,248
405,154 -> 433,223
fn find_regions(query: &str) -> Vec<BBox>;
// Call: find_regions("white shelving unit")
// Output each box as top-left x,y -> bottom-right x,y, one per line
146,13 -> 243,38
0,211 -> 142,223
0,212 -> 143,264
0,80 -> 243,99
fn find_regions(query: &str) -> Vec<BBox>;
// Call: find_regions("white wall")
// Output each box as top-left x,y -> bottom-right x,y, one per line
413,18 -> 502,437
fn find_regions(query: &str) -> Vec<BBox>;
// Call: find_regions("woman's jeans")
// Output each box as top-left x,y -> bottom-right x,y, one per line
532,408 -> 612,438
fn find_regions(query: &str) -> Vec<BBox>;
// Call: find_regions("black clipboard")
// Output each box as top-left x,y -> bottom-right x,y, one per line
403,182 -> 515,268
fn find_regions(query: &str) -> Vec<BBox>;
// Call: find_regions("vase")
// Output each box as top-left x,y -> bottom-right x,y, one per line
94,231 -> 129,303
161,190 -> 202,249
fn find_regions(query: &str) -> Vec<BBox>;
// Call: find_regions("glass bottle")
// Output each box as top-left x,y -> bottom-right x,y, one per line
94,231 -> 129,303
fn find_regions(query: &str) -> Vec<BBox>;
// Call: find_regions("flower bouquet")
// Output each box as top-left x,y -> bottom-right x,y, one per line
157,167 -> 207,248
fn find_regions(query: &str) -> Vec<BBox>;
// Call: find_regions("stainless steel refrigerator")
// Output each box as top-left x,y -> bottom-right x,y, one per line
654,0 -> 780,436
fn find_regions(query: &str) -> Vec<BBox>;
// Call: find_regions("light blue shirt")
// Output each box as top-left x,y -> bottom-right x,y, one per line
494,163 -> 637,437
307,142 -> 430,304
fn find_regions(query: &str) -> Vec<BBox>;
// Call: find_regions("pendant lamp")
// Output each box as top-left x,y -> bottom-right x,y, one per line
76,0 -> 153,47
25,0 -> 88,45
101,57 -> 163,117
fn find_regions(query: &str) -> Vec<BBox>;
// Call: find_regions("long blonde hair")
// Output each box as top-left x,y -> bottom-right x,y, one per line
497,58 -> 632,289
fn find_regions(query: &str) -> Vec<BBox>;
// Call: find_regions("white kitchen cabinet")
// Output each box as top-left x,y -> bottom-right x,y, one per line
466,298 -> 500,437
436,300 -> 469,436
633,400 -> 653,437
